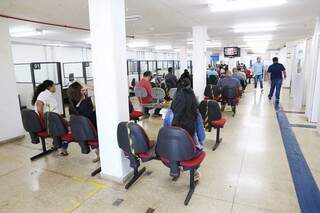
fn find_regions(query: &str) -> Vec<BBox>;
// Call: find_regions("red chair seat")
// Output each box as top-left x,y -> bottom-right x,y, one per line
204,96 -> 212,101
37,131 -> 49,138
87,140 -> 98,146
130,111 -> 144,119
61,133 -> 74,142
214,96 -> 222,102
180,151 -> 206,168
211,118 -> 226,128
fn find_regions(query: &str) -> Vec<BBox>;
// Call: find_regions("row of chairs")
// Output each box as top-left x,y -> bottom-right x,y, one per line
117,122 -> 206,205
134,87 -> 177,110
204,84 -> 240,116
21,107 -> 144,176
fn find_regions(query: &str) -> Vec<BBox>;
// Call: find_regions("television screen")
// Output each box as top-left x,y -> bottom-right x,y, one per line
224,47 -> 240,57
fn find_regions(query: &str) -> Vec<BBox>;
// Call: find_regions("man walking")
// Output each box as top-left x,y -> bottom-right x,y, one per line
253,57 -> 264,91
267,57 -> 287,104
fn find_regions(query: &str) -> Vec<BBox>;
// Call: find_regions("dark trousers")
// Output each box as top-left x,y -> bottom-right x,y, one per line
269,79 -> 283,100
144,107 -> 161,115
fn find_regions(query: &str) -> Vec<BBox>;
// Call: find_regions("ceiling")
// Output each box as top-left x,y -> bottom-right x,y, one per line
0,0 -> 319,51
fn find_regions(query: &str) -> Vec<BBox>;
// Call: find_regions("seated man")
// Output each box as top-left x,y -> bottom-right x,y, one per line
217,70 -> 242,111
137,71 -> 161,117
165,67 -> 178,90
232,68 -> 247,90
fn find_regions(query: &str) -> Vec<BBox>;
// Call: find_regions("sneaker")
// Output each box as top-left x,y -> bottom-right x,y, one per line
194,170 -> 200,182
58,148 -> 69,156
152,113 -> 162,118
275,99 -> 280,104
268,96 -> 272,100
92,156 -> 100,163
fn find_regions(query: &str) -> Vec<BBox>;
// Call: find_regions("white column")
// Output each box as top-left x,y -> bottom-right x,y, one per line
192,26 -> 207,101
88,0 -> 131,182
180,47 -> 188,72
0,19 -> 24,142
306,16 -> 320,122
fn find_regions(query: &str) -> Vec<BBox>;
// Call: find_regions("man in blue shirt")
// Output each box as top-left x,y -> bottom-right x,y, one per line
252,57 -> 264,91
267,57 -> 287,103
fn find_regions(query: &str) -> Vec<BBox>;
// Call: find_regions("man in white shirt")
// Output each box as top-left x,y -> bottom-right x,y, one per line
252,57 -> 264,91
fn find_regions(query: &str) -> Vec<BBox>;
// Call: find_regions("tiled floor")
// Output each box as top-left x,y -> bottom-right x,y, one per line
0,84 -> 319,213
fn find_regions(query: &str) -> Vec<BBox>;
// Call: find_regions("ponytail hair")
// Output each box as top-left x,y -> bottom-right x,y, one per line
67,82 -> 83,115
31,80 -> 54,105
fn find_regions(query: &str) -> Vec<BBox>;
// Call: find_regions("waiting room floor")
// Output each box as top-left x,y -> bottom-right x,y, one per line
0,84 -> 319,213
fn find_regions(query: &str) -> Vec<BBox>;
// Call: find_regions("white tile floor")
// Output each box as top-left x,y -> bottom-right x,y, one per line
0,84 -> 319,213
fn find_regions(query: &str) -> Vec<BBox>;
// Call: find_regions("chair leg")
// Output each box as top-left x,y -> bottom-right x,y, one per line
212,128 -> 222,151
184,169 -> 196,205
30,138 -> 56,161
232,106 -> 236,117
125,167 -> 146,189
91,167 -> 102,176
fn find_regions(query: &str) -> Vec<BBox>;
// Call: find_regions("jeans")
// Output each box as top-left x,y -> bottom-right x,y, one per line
269,79 -> 283,100
254,74 -> 263,89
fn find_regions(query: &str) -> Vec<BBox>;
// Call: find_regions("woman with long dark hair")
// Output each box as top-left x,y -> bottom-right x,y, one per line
32,80 -> 68,156
32,80 -> 57,118
67,82 -> 99,162
163,78 -> 205,181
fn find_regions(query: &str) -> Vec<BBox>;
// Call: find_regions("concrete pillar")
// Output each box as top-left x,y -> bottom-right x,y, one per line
0,19 -> 24,143
306,16 -> 320,122
180,47 -> 188,73
192,26 -> 207,101
88,0 -> 131,182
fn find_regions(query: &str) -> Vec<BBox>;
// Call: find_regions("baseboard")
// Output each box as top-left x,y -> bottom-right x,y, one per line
0,135 -> 25,145
100,169 -> 134,184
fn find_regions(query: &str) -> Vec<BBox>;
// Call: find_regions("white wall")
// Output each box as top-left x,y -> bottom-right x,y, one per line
0,20 -> 24,142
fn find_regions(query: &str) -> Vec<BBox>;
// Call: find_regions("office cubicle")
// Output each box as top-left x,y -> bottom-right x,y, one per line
14,62 -> 65,116
62,61 -> 94,98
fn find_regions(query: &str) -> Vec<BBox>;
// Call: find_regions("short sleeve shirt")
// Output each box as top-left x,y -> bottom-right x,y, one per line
253,63 -> 264,76
35,89 -> 58,114
268,63 -> 286,80
217,76 -> 241,89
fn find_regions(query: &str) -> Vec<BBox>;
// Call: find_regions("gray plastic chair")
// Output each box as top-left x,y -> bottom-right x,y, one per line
134,87 -> 156,108
152,87 -> 166,106
169,88 -> 177,99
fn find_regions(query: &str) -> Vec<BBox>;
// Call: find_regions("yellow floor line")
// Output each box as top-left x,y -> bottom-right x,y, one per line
43,169 -> 110,213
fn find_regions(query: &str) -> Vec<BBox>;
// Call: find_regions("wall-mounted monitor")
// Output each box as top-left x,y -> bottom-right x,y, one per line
224,47 -> 240,57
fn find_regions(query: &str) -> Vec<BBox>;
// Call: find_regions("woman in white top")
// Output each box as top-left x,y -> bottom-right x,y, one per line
32,80 -> 68,156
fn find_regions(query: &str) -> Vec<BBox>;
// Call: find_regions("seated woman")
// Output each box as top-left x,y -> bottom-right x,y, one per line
67,82 -> 99,162
32,80 -> 69,156
163,78 -> 205,181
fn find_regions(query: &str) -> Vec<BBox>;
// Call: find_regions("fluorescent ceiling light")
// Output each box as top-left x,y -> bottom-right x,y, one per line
243,35 -> 273,41
234,27 -> 277,33
233,22 -> 278,33
11,29 -> 45,37
187,40 -> 221,47
127,41 -> 149,48
174,49 -> 181,52
125,15 -> 142,22
209,0 -> 287,12
155,45 -> 172,50
46,43 -> 70,47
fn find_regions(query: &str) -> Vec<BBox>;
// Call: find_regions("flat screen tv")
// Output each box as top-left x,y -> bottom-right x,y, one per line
224,47 -> 240,57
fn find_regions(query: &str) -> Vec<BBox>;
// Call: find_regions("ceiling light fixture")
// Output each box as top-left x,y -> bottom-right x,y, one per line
11,29 -> 45,37
233,22 -> 278,33
243,35 -> 273,42
155,45 -> 172,50
46,43 -> 70,47
127,41 -> 150,48
209,0 -> 287,12
174,49 -> 181,52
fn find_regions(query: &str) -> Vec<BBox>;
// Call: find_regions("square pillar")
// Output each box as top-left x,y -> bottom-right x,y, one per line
192,26 -> 207,101
0,18 -> 24,142
88,0 -> 131,182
